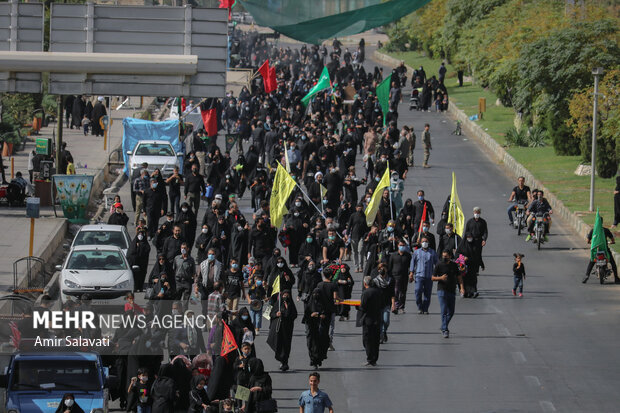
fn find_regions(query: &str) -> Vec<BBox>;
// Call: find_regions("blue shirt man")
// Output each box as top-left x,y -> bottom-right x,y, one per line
299,372 -> 334,413
408,238 -> 438,314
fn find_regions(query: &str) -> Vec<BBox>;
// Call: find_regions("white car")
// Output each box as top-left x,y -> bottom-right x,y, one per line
71,224 -> 131,256
58,245 -> 136,304
127,140 -> 182,178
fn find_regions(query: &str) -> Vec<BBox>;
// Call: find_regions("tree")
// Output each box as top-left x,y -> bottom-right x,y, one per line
568,69 -> 620,178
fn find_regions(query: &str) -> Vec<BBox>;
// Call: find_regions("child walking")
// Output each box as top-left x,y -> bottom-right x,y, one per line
512,253 -> 526,297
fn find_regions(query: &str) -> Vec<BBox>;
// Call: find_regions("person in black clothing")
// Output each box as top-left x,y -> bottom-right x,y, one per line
248,218 -> 276,267
411,220 -> 436,250
372,263 -> 395,343
347,203 -> 369,272
297,260 -> 322,302
464,207 -> 488,271
143,178 -> 164,239
127,228 -> 151,291
107,203 -> 129,227
184,165 -> 205,215
151,364 -> 176,413
334,264 -> 354,320
583,219 -> 619,284
507,176 -> 532,225
298,234 -> 321,268
165,165 -> 183,217
512,253 -> 526,296
162,225 -> 184,265
188,375 -> 210,413
432,250 -> 462,338
321,229 -> 345,264
267,290 -> 298,371
246,358 -> 272,413
456,233 -> 480,298
412,190 -> 435,231
316,268 -> 339,355
127,368 -> 152,413
176,202 -> 198,251
55,393 -> 85,413
359,275 -> 382,366
154,213 -> 175,253
437,222 -> 462,257
304,287 -> 327,368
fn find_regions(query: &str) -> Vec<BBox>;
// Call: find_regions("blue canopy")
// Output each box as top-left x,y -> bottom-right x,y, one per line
121,118 -> 182,176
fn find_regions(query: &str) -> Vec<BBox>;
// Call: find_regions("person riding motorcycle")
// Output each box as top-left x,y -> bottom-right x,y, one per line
582,217 -> 619,284
525,190 -> 552,242
507,176 -> 532,226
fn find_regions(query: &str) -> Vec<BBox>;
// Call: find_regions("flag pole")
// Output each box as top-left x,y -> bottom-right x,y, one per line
387,162 -> 395,249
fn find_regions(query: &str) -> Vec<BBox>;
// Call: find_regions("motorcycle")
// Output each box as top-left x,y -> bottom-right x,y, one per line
531,212 -> 549,250
594,249 -> 611,284
512,201 -> 527,236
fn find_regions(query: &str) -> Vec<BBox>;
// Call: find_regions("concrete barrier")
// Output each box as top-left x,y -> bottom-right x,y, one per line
374,49 -> 620,265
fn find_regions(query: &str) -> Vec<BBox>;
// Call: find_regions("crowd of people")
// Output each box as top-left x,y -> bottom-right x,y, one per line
64,33 -> 480,412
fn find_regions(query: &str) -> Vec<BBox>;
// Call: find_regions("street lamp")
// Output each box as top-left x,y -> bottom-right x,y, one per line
589,67 -> 604,212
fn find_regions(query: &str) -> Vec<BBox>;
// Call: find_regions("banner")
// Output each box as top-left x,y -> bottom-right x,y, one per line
220,321 -> 239,356
301,66 -> 331,106
269,163 -> 297,229
376,74 -> 392,126
448,171 -> 465,237
53,174 -> 94,224
591,209 -> 609,260
365,163 -> 390,226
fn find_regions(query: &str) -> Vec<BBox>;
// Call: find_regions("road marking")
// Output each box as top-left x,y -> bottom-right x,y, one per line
495,323 -> 510,336
511,351 -> 526,364
539,401 -> 556,412
488,304 -> 503,314
525,376 -> 541,387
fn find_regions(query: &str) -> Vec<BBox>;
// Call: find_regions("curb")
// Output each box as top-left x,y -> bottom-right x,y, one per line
373,50 -> 620,265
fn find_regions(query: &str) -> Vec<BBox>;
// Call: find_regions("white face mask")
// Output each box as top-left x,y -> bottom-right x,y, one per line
182,207 -> 188,213
421,242 -> 429,249
445,229 -> 452,235
277,262 -> 284,268
181,248 -> 187,255
65,399 -> 74,407
138,234 -> 144,241
474,213 -> 480,219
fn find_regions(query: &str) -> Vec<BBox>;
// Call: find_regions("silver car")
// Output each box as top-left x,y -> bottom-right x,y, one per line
71,224 -> 131,256
58,245 -> 136,304
127,140 -> 182,178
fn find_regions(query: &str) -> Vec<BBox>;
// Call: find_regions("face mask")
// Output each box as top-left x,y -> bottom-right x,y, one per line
202,228 -> 208,234
167,218 -> 173,223
467,237 -> 473,243
398,246 -> 406,252
387,226 -> 394,233
295,202 -> 302,207
140,376 -> 148,383
308,265 -> 315,271
306,237 -> 313,243
256,280 -> 263,287
474,213 -> 480,219
231,263 -> 239,269
181,248 -> 187,255
422,226 -> 429,232
322,199 -> 328,205
241,315 -> 249,320
242,351 -> 251,357
65,400 -> 74,407
138,234 -> 144,241
152,183 -> 158,188
208,254 -> 215,261
445,229 -> 452,235
375,177 -> 380,182
182,207 -> 188,213
192,169 -> 198,174
277,262 -> 284,268
421,242 -> 429,249
418,196 -> 424,201
443,257 -> 450,263
172,309 -> 180,315
294,212 -> 300,217
329,235 -> 335,241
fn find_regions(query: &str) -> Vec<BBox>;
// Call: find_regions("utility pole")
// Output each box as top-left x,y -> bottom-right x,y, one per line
589,67 -> 603,212
55,95 -> 63,174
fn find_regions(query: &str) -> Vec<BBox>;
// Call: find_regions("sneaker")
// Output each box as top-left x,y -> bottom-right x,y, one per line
399,309 -> 406,314
418,310 -> 424,314
525,235 -> 532,242
384,332 -> 388,342
473,292 -> 479,298
442,331 -> 449,338
582,276 -> 589,284
328,343 -> 335,351
281,363 -> 289,371
518,292 -> 523,297
255,328 -> 260,336
512,289 -> 516,296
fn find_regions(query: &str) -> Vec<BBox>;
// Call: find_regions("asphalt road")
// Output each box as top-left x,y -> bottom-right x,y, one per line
108,50 -> 620,413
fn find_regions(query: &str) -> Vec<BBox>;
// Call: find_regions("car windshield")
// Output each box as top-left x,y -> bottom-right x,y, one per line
67,250 -> 127,270
135,143 -> 174,157
73,230 -> 127,250
11,359 -> 101,391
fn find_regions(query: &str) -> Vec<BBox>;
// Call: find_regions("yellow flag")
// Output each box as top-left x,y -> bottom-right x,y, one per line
271,274 -> 280,297
320,183 -> 327,199
448,171 -> 465,237
365,164 -> 390,226
269,163 -> 297,229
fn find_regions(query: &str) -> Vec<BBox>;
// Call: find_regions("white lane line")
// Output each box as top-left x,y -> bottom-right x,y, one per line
488,304 -> 504,314
540,401 -> 556,412
495,323 -> 510,336
525,375 -> 541,387
511,351 -> 527,364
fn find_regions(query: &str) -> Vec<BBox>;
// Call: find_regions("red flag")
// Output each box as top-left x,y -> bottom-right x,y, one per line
257,60 -> 271,93
267,66 -> 277,94
417,202 -> 428,235
220,321 -> 238,356
200,98 -> 218,138
218,0 -> 234,20
181,97 -> 187,113
9,321 -> 21,349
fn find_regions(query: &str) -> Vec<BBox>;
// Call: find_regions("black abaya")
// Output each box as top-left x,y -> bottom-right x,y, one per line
266,295 -> 297,365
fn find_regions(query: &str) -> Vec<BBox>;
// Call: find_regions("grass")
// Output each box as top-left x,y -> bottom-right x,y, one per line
386,50 -> 619,251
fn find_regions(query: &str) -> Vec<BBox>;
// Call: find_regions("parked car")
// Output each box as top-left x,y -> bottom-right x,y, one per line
126,140 -> 182,178
70,224 -> 131,256
57,245 -> 136,304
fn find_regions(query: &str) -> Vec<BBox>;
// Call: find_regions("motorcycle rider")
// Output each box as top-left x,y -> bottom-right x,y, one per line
582,217 -> 619,284
507,176 -> 532,226
525,190 -> 552,242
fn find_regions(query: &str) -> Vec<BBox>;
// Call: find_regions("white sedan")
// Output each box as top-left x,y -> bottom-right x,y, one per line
58,245 -> 136,304
127,140 -> 182,178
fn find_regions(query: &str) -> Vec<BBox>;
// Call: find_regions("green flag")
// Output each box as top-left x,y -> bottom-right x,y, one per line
376,74 -> 392,126
591,209 -> 609,260
301,66 -> 331,106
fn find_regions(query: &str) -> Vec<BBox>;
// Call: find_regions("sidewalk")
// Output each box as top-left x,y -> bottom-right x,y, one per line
0,100 -> 146,296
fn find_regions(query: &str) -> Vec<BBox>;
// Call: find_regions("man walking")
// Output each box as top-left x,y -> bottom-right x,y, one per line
464,206 -> 489,271
132,168 -> 149,227
373,264 -> 395,343
432,250 -> 462,338
422,123 -> 432,168
409,237 -> 438,314
299,372 -> 334,413
388,240 -> 411,314
174,242 -> 196,309
360,276 -> 382,366
184,164 -> 205,214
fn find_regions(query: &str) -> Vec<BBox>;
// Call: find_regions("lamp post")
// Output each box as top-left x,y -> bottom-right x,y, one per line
589,67 -> 603,212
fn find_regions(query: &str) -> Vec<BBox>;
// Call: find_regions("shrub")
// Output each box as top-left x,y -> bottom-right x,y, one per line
527,126 -> 547,147
505,126 -> 527,147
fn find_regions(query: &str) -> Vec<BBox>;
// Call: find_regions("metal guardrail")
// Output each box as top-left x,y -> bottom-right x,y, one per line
12,256 -> 49,292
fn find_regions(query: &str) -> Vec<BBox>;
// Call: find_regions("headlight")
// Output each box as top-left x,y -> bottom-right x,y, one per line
64,279 -> 81,289
113,280 -> 131,289
91,409 -> 104,413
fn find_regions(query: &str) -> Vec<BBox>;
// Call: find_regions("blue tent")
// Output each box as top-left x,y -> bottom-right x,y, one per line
122,118 -> 182,176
